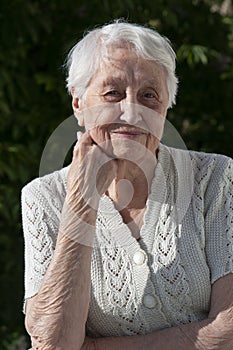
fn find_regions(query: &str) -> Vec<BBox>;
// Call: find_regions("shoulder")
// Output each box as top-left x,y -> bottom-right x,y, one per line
22,166 -> 69,194
21,166 -> 69,213
159,143 -> 232,181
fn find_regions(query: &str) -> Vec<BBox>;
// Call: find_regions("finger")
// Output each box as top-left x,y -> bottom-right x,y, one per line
74,130 -> 91,150
77,131 -> 83,141
73,130 -> 94,157
73,131 -> 83,152
80,130 -> 94,146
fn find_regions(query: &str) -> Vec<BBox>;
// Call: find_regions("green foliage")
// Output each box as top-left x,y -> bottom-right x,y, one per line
0,0 -> 232,346
0,327 -> 28,350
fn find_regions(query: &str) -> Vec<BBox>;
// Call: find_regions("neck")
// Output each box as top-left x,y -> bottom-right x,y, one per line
106,157 -> 157,210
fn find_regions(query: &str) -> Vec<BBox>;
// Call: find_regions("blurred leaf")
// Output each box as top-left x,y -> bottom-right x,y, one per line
177,44 -> 218,66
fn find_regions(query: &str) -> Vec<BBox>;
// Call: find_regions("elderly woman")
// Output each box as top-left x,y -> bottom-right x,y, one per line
22,21 -> 233,350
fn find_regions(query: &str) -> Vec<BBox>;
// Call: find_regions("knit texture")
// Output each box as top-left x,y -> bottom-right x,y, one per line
21,144 -> 233,336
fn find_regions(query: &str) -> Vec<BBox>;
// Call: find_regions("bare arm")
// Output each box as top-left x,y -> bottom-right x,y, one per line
25,131 -> 116,350
90,273 -> 233,350
25,236 -> 93,350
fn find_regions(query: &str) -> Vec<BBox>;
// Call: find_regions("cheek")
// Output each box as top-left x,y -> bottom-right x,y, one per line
145,134 -> 160,154
90,127 -> 115,158
83,103 -> 121,131
142,112 -> 165,141
90,127 -> 111,145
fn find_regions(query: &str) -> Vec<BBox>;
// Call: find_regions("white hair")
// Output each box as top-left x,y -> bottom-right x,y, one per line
65,20 -> 178,108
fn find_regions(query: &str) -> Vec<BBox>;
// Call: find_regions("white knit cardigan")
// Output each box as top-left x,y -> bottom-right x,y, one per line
21,144 -> 233,337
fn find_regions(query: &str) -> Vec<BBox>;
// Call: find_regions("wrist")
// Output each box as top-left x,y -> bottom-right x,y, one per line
59,200 -> 97,247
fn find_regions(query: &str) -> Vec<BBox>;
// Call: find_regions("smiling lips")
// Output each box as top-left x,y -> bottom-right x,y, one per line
110,127 -> 147,137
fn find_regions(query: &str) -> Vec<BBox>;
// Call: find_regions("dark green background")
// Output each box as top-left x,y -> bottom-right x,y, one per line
0,0 -> 232,348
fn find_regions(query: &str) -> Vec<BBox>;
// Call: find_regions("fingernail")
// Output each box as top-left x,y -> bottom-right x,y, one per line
77,131 -> 82,141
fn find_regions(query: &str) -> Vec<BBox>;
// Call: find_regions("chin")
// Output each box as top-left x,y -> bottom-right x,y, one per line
109,138 -> 152,163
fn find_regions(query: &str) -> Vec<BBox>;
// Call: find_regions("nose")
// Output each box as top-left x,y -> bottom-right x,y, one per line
119,101 -> 142,125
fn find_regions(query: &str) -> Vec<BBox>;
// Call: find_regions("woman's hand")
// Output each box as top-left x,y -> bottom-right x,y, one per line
66,130 -> 117,224
58,130 -> 117,247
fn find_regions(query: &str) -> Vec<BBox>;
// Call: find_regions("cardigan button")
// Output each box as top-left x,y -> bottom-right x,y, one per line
133,251 -> 146,265
143,294 -> 157,309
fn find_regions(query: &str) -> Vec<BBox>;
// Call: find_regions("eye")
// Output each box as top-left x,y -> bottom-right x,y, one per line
142,88 -> 159,99
104,90 -> 123,101
106,90 -> 120,96
143,92 -> 156,99
140,89 -> 161,107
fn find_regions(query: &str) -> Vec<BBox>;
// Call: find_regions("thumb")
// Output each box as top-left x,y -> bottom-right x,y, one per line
77,131 -> 83,142
73,131 -> 83,151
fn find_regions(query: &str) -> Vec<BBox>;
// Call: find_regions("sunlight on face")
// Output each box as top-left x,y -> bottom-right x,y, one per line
75,47 -> 169,158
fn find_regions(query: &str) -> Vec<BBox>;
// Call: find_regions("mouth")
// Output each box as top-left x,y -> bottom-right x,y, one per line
110,131 -> 146,139
110,128 -> 147,137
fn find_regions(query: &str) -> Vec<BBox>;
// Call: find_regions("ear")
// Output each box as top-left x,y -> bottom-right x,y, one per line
71,87 -> 84,126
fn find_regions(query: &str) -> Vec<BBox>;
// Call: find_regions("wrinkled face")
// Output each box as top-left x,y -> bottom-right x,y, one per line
72,47 -> 169,159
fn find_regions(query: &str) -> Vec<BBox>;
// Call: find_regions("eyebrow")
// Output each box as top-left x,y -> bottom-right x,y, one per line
102,78 -> 160,85
100,77 -> 162,91
142,79 -> 160,86
102,77 -> 126,86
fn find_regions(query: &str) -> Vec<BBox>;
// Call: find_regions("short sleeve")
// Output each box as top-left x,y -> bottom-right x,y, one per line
21,170 -> 67,307
205,156 -> 233,283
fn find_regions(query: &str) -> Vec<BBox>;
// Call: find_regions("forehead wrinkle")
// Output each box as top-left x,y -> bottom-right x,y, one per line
102,65 -> 143,88
94,56 -> 166,93
102,76 -> 127,87
101,57 -> 137,84
144,79 -> 160,86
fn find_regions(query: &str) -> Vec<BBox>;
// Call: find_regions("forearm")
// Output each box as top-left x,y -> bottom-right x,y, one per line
92,323 -> 205,350
26,205 -> 95,350
93,316 -> 233,350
